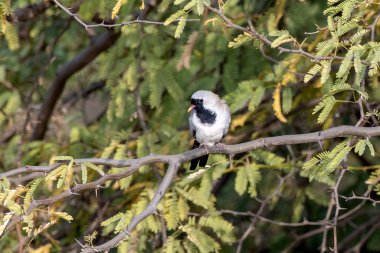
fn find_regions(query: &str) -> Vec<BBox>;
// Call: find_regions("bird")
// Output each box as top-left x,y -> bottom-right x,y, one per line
188,90 -> 231,170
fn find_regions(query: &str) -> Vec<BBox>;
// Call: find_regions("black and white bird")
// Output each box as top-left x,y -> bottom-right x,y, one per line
188,90 -> 231,170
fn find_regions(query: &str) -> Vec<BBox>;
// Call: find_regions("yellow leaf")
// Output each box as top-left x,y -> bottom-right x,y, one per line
1,20 -> 6,33
275,0 -> 287,24
281,72 -> 295,86
0,212 -> 14,236
28,244 -> 52,253
204,18 -> 218,26
272,83 -> 287,123
230,112 -> 251,131
111,0 -> 125,20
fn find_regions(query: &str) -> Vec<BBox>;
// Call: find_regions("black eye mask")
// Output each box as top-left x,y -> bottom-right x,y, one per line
191,98 -> 203,105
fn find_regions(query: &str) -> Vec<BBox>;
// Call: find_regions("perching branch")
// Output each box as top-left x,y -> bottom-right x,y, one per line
2,125 -> 380,251
6,125 -> 380,179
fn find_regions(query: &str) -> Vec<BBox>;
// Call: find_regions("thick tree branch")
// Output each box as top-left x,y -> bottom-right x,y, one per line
2,125 -> 380,251
30,30 -> 120,140
5,125 -> 380,180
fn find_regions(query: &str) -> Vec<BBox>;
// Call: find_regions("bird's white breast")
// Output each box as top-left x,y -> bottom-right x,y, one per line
190,105 -> 230,146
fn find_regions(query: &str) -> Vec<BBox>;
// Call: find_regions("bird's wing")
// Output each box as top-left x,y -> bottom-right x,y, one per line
222,100 -> 231,136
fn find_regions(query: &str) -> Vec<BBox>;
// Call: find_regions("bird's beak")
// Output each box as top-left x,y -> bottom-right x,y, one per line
187,105 -> 195,113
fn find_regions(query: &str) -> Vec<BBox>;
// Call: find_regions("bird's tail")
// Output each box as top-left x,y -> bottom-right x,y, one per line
190,140 -> 209,170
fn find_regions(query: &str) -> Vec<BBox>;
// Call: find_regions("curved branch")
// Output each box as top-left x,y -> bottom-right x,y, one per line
82,162 -> 180,252
2,125 -> 380,250
5,125 -> 380,179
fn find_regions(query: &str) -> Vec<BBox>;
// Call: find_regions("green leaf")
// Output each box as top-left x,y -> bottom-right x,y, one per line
354,139 -> 366,156
199,216 -> 236,243
57,166 -> 68,189
83,162 -> 105,176
45,165 -> 67,181
327,16 -> 335,32
224,80 -> 257,112
303,157 -> 320,171
51,211 -> 74,222
320,61 -> 331,84
183,0 -> 196,11
235,166 -> 248,196
176,186 -> 214,209
304,64 -> 322,83
365,139 -> 375,156
350,29 -> 369,44
325,145 -> 352,173
81,163 -> 88,184
245,164 -> 261,197
248,86 -> 265,111
271,34 -> 294,48
24,177 -> 43,209
174,0 -> 186,4
228,33 -> 253,49
181,225 -> 221,253
101,212 -> 124,227
336,49 -> 353,79
282,87 -> 292,114
313,96 -> 336,124
316,39 -> 336,57
327,82 -> 368,100
341,0 -> 355,22
250,150 -> 285,165
148,71 -> 164,108
164,10 -> 186,26
174,13 -> 187,38
196,0 -> 204,15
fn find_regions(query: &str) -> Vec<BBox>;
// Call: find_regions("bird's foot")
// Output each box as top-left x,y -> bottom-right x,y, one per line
215,143 -> 226,153
215,143 -> 225,148
199,143 -> 210,154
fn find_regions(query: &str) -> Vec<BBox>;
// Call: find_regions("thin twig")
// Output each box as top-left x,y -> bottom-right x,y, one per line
220,209 -> 326,227
52,0 -> 198,30
206,5 -> 370,65
236,170 -> 295,253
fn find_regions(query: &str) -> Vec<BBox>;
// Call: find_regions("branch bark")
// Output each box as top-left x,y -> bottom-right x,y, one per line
3,125 -> 380,251
6,125 -> 380,179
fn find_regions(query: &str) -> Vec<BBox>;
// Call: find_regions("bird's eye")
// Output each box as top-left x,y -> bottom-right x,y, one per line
199,99 -> 203,103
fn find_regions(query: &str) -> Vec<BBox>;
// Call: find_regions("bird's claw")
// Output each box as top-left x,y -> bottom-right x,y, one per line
200,143 -> 210,154
215,143 -> 226,153
215,143 -> 225,148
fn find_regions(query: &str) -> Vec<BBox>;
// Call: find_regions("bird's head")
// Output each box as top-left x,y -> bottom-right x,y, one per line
187,90 -> 220,113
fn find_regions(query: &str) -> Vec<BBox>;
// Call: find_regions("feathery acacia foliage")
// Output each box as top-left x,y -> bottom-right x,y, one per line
0,0 -> 380,252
